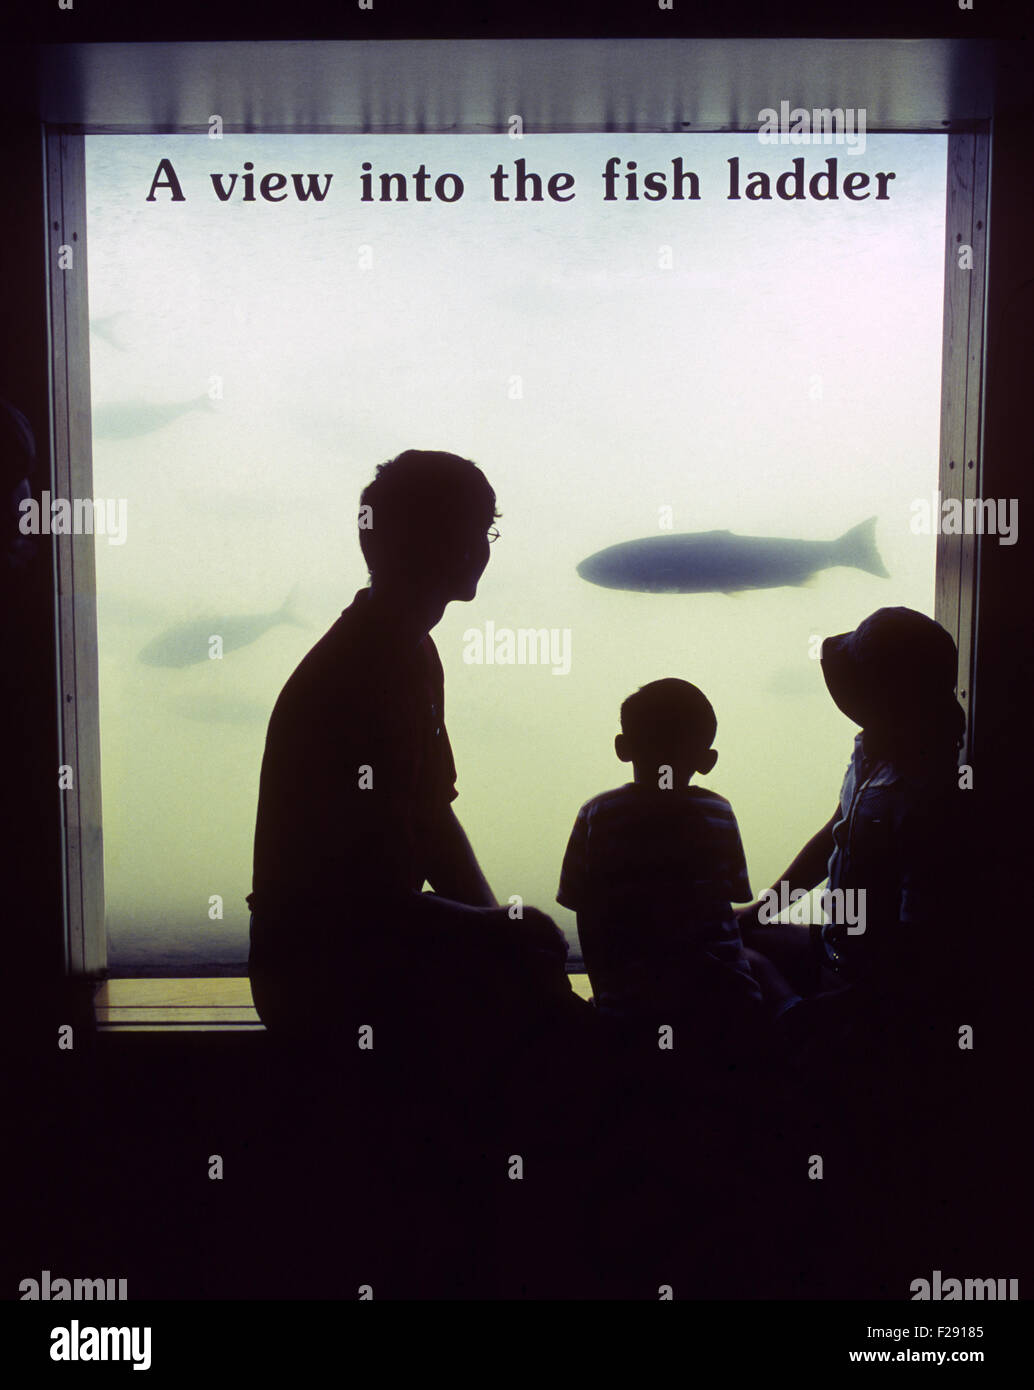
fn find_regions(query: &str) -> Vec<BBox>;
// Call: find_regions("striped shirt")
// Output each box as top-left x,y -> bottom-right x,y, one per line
557,783 -> 760,1013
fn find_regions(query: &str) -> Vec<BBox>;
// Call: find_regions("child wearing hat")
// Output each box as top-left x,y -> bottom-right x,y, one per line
739,607 -> 968,1032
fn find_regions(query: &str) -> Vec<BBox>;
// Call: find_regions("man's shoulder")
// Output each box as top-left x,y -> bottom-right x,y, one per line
272,592 -> 387,708
272,619 -> 347,706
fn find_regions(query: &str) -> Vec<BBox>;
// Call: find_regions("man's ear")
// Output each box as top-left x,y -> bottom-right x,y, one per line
697,747 -> 719,775
614,733 -> 632,763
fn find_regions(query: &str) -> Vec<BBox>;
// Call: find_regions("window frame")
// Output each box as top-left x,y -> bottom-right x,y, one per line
47,130 -> 105,977
46,122 -> 990,980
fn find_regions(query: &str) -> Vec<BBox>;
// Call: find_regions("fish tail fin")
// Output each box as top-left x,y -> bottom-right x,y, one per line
837,516 -> 889,578
279,583 -> 306,627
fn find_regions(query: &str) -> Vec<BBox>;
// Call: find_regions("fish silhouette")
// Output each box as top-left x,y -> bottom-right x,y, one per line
92,394 -> 216,441
577,517 -> 888,594
138,588 -> 304,667
89,313 -> 131,351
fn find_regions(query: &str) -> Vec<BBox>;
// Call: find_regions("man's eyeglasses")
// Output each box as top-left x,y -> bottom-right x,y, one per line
487,526 -> 501,544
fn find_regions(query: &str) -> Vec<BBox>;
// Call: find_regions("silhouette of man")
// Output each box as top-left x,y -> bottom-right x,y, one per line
247,450 -> 585,1089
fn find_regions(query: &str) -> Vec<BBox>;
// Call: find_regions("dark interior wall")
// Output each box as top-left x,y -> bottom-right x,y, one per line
0,34 -> 1030,1024
1,21 -> 1030,1313
0,113 -> 68,1049
0,0 -> 1021,43
973,105 -> 1034,870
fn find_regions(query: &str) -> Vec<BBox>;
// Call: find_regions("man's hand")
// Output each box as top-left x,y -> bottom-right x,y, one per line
491,906 -> 569,961
735,901 -> 767,934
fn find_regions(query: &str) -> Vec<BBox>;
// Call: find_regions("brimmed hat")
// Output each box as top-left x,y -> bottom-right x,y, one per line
820,607 -> 961,731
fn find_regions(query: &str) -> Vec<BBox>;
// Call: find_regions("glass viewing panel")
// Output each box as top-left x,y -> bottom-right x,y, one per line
83,133 -> 947,974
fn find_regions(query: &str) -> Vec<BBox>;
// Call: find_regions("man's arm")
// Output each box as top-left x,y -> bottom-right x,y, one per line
421,804 -> 499,907
403,890 -> 567,969
417,805 -> 567,959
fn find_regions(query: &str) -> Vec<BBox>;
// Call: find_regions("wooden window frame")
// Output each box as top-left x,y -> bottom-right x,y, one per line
47,130 -> 105,978
937,131 -> 990,770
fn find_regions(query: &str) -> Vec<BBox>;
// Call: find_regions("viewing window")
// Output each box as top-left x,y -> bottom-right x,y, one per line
72,131 -> 948,975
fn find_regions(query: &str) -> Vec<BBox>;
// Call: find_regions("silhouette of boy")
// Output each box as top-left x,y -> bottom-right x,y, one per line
557,679 -> 763,1044
247,450 -> 582,1080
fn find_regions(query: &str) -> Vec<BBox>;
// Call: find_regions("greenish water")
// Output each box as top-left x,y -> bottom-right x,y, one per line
83,132 -> 945,973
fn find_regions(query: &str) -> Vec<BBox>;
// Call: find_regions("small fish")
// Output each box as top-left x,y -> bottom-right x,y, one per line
577,517 -> 888,595
89,313 -> 131,351
138,588 -> 304,668
92,394 -> 216,441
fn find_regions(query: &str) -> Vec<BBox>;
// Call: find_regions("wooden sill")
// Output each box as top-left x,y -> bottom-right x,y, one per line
93,974 -> 594,1032
93,978 -> 263,1031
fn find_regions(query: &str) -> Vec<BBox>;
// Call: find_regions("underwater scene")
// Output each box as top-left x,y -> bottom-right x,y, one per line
83,132 -> 946,973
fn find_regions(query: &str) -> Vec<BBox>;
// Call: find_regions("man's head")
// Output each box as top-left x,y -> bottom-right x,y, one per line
616,678 -> 719,785
358,449 -> 500,603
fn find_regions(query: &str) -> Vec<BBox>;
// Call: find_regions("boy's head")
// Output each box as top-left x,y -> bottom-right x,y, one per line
358,449 -> 501,602
615,678 -> 719,784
